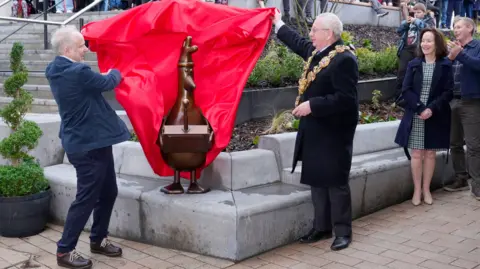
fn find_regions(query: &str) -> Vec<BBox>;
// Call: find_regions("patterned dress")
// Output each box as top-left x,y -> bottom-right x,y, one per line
407,62 -> 445,151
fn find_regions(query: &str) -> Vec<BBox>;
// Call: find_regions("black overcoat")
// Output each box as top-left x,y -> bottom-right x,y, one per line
277,25 -> 359,188
394,57 -> 454,150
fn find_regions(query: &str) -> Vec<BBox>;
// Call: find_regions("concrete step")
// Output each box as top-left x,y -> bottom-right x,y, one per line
0,71 -> 48,84
0,51 -> 97,61
0,84 -> 53,98
0,60 -> 98,72
0,42 -> 49,50
0,39 -> 53,44
0,33 -> 45,40
0,96 -> 58,113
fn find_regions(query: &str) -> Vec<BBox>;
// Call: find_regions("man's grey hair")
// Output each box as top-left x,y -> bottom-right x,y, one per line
50,25 -> 82,55
315,12 -> 343,39
453,16 -> 476,35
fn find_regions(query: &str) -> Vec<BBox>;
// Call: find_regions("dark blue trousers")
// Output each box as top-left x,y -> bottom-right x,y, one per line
57,146 -> 118,254
446,0 -> 463,28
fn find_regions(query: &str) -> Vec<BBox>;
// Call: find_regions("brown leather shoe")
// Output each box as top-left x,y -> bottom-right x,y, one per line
57,250 -> 92,269
90,238 -> 122,257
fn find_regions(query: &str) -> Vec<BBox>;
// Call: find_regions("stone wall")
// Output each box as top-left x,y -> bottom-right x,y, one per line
228,0 -> 401,27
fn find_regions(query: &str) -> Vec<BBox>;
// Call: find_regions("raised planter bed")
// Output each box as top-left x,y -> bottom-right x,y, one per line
238,76 -> 397,125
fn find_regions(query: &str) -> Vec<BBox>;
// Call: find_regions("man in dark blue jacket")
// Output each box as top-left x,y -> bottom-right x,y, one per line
46,25 -> 131,269
444,17 -> 480,200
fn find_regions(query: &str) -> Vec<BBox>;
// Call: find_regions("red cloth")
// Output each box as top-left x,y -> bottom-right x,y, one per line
81,0 -> 275,179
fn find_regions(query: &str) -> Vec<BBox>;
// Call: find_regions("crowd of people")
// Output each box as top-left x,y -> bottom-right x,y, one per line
10,0 -> 228,17
10,0 -> 480,25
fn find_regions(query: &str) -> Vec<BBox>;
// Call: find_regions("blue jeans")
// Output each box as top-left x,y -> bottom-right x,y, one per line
102,0 -> 122,10
446,0 -> 463,28
56,146 -> 118,253
461,2 -> 474,18
441,0 -> 448,25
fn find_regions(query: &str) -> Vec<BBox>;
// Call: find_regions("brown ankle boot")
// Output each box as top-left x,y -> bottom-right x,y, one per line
57,250 -> 92,269
90,238 -> 122,257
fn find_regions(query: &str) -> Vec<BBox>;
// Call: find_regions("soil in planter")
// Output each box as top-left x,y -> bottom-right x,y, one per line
225,100 -> 403,152
265,22 -> 399,54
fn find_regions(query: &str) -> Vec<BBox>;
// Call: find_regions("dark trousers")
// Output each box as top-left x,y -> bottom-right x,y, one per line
311,184 -> 352,237
451,99 -> 480,185
283,0 -> 315,16
450,98 -> 468,178
395,47 -> 416,97
446,0 -> 463,27
57,146 -> 118,254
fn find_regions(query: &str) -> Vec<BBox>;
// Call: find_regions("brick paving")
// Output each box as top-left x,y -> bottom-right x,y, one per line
1,189 -> 480,269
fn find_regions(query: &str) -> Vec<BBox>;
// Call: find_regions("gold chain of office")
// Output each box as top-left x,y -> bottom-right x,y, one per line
295,45 -> 354,107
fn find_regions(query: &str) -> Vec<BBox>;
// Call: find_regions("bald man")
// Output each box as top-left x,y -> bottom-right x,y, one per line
46,25 -> 130,269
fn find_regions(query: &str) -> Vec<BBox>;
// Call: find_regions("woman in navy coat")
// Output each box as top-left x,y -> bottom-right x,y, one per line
395,28 -> 453,206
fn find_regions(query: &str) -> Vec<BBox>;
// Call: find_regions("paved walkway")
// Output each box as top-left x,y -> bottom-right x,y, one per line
1,189 -> 480,269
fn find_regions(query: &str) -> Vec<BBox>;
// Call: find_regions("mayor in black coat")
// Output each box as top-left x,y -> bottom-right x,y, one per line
394,28 -> 453,206
272,11 -> 359,251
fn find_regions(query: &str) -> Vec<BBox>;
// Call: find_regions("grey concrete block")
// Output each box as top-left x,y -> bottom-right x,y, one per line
258,132 -> 297,174
353,121 -> 400,155
200,152 -> 232,191
325,1 -> 401,27
260,121 -> 401,171
118,141 -> 162,179
231,149 -> 280,189
234,183 -> 312,260
140,188 -> 238,259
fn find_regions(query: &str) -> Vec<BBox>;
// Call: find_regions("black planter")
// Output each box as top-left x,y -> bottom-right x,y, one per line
0,187 -> 52,237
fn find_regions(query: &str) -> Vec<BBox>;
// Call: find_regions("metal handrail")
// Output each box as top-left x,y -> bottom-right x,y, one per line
0,0 -> 65,43
0,0 -> 11,8
0,0 -> 103,49
0,0 -> 103,25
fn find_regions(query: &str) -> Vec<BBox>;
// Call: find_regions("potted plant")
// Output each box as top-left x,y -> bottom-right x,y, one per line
0,42 -> 51,237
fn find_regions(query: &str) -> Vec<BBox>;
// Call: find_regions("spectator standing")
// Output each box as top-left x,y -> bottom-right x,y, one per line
395,28 -> 454,206
395,3 -> 435,98
443,17 -> 480,200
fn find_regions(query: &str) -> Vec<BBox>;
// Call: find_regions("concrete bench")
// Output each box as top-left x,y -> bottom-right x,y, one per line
259,120 -> 455,219
31,115 -> 454,261
45,140 -> 311,261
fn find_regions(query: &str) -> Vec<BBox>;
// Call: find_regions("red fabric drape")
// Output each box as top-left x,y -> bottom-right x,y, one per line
81,0 -> 275,179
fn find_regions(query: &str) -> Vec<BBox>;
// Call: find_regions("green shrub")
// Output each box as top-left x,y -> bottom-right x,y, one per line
247,32 -> 398,88
356,46 -> 398,76
0,42 -> 47,198
0,160 -> 48,197
247,40 -> 303,88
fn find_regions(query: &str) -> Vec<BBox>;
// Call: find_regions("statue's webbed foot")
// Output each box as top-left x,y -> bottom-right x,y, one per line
161,182 -> 185,194
187,182 -> 210,194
